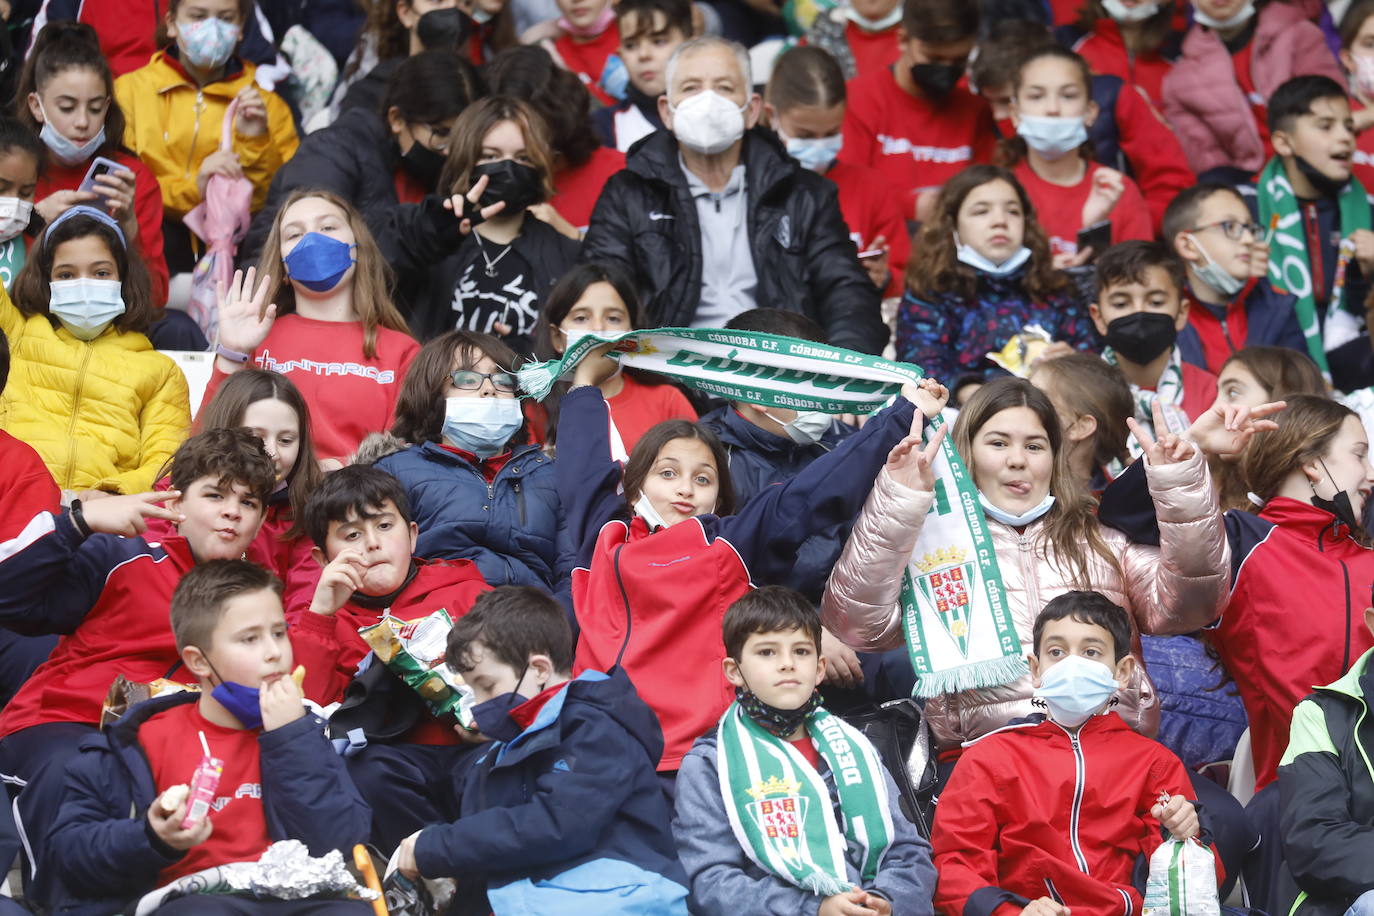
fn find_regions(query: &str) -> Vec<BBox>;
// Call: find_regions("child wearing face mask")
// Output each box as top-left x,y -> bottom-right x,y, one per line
1344,2 -> 1374,193
113,0 -> 299,275
383,96 -> 580,349
559,344 -> 947,784
522,0 -> 625,107
1163,183 -> 1306,375
931,591 -> 1217,914
896,165 -> 1096,384
839,0 -> 997,216
1002,46 -> 1150,268
390,586 -> 691,913
1162,0 -> 1344,182
19,23 -> 172,310
0,206 -> 190,497
0,119 -> 44,293
209,190 -> 420,463
766,46 -> 909,297
592,0 -> 691,152
365,330 -> 566,592
529,262 -> 696,453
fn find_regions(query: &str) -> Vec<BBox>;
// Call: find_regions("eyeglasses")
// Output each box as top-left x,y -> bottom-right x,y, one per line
449,369 -> 518,392
1190,219 -> 1263,241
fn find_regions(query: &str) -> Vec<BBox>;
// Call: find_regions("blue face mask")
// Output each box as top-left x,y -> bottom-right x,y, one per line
283,232 -> 356,293
470,692 -> 526,743
781,132 -> 843,173
209,678 -> 264,729
441,396 -> 523,458
1033,654 -> 1120,728
978,490 -> 1056,527
954,233 -> 1032,277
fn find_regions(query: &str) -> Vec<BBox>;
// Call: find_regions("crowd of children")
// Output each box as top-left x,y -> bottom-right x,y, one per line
7,0 -> 1374,913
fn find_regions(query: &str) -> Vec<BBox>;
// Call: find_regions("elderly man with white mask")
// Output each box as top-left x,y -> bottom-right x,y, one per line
581,36 -> 888,354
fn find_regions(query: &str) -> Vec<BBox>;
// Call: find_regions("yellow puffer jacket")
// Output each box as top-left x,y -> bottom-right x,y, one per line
0,286 -> 191,494
113,52 -> 299,218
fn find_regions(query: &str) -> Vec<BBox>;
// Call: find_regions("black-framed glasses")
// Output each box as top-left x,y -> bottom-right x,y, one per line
1190,219 -> 1263,241
449,369 -> 518,392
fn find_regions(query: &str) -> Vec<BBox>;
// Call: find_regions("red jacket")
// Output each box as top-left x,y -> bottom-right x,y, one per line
35,152 -> 169,305
551,144 -> 626,232
932,713 -> 1212,916
1179,360 -> 1219,423
291,558 -> 489,744
0,510 -> 198,738
1214,498 -> 1374,791
826,160 -> 911,297
0,431 -> 59,541
1070,18 -> 1176,109
1014,160 -> 1152,261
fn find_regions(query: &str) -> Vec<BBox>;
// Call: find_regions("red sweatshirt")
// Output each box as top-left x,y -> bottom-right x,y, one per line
1013,160 -> 1151,261
1112,83 -> 1193,234
140,702 -> 270,884
1071,18 -> 1176,108
200,315 -> 420,462
35,153 -> 170,305
53,0 -> 161,76
551,145 -> 626,232
291,559 -> 489,745
826,160 -> 911,296
933,713 -> 1215,916
840,67 -> 997,210
553,27 -> 622,108
844,22 -> 901,79
0,432 -> 59,541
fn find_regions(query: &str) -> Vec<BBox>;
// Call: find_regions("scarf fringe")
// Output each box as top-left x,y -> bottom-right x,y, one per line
516,360 -> 559,402
913,654 -> 1029,699
798,873 -> 853,897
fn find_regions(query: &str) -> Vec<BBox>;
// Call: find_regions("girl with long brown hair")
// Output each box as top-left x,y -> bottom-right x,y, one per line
208,189 -> 420,463
895,164 -> 1096,383
822,376 -> 1229,753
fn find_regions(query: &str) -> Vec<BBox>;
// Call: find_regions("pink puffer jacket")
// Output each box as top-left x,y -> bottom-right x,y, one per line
820,449 -> 1230,753
1161,2 -> 1344,177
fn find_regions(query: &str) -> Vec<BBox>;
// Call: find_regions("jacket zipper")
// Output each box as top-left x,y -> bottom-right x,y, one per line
513,481 -> 525,526
1052,721 -> 1091,873
1341,557 -> 1352,672
62,343 -> 96,489
185,89 -> 205,182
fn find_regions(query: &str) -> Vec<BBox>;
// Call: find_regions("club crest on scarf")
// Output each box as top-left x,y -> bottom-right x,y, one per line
746,775 -> 808,849
913,546 -> 974,657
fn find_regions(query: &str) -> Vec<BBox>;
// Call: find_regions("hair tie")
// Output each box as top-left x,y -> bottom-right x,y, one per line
43,204 -> 125,250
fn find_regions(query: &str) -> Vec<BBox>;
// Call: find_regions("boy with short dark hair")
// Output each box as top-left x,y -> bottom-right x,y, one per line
0,427 -> 277,907
1163,184 -> 1307,374
49,560 -> 373,915
392,585 -> 691,914
840,0 -> 996,219
292,464 -> 489,851
1258,75 -> 1374,392
592,0 -> 693,151
932,591 -> 1217,916
1092,241 -> 1219,442
673,586 -> 936,916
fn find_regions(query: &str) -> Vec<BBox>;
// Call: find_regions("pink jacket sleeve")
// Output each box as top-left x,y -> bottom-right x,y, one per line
1119,448 -> 1231,636
820,466 -> 933,651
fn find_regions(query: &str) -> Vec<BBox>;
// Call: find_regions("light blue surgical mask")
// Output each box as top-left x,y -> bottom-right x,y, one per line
954,233 -> 1032,277
49,278 -> 125,340
35,98 -> 104,167
1033,654 -> 1120,728
1186,233 -> 1245,298
441,396 -> 523,458
1016,114 -> 1088,161
765,409 -> 832,446
782,132 -> 844,173
978,490 -> 1055,527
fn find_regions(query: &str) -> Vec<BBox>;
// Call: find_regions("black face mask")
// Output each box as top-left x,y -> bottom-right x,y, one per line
909,62 -> 963,100
472,159 -> 545,213
400,139 -> 445,189
1294,155 -> 1348,199
416,6 -> 475,51
1311,459 -> 1364,534
735,685 -> 821,738
1104,311 -> 1178,365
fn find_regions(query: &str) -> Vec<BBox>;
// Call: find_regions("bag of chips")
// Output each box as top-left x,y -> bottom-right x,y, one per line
1142,835 -> 1220,916
101,676 -> 198,727
358,610 -> 476,729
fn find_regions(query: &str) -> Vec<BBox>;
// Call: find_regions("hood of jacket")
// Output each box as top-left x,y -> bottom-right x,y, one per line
493,668 -> 665,769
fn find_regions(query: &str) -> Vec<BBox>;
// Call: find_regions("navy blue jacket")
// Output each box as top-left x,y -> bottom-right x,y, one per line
373,441 -> 566,591
698,404 -> 856,602
1176,278 -> 1307,374
48,692 -> 371,916
415,669 -> 690,913
1139,634 -> 1248,770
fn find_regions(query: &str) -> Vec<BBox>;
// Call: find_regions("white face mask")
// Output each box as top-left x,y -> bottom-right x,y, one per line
1100,0 -> 1160,22
440,396 -> 523,458
978,489 -> 1055,527
670,90 -> 748,155
846,2 -> 902,31
49,278 -> 125,340
765,409 -> 832,446
35,97 -> 105,167
1186,233 -> 1245,298
1193,1 -> 1255,30
0,197 -> 33,243
779,131 -> 843,173
954,232 -> 1032,277
1354,55 -> 1374,98
1033,654 -> 1120,728
633,491 -> 671,529
1016,114 -> 1089,161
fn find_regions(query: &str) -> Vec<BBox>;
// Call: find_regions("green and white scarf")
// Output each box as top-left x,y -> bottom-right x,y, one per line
899,413 -> 1025,698
522,327 -> 1026,697
717,701 -> 892,896
1257,157 -> 1371,375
